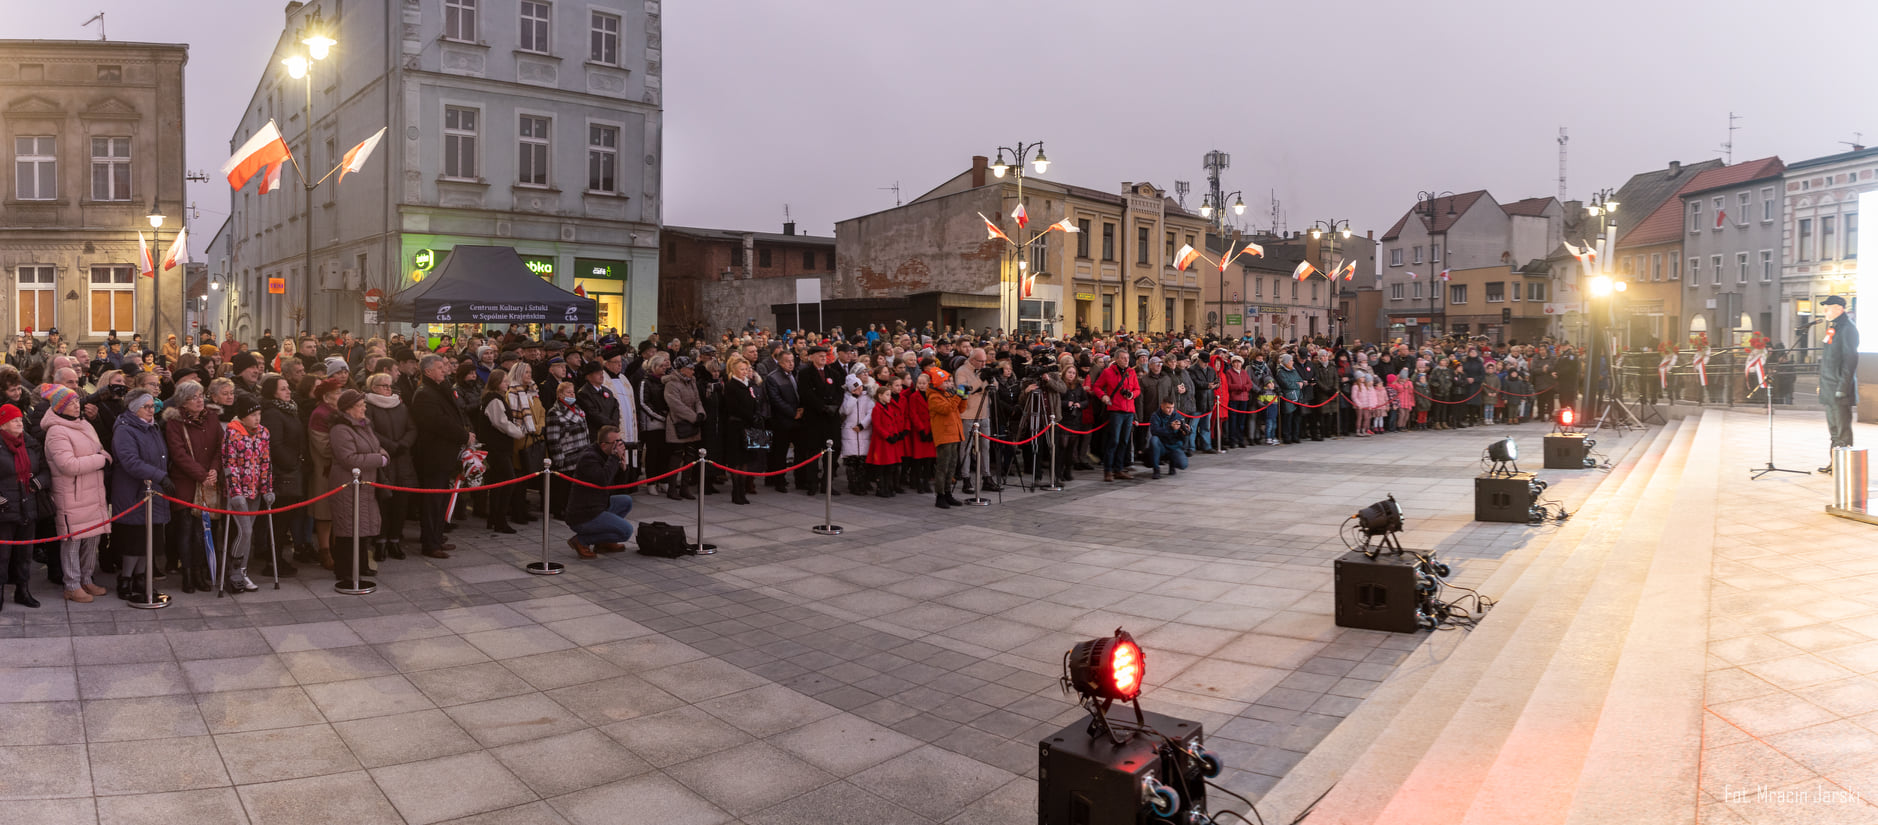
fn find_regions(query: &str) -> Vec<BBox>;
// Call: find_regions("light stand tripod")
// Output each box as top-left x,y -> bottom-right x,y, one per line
1749,334 -> 1810,480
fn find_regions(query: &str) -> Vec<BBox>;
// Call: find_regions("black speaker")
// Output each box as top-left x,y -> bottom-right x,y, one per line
1543,433 -> 1590,469
1038,711 -> 1208,825
1476,472 -> 1539,523
1334,551 -> 1427,633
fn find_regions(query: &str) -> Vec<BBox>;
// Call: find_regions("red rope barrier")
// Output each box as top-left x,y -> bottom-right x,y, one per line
156,482 -> 351,517
557,462 -> 692,491
0,502 -> 145,545
368,473 -> 540,495
1055,421 -> 1106,435
980,430 -> 1049,446
1281,392 -> 1345,409
718,454 -> 824,478
1222,403 -> 1273,415
1405,386 -> 1485,405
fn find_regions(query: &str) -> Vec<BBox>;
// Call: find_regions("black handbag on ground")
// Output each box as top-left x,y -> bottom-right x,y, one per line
635,521 -> 692,558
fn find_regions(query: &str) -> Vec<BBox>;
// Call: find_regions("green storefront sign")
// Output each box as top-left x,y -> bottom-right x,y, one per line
1225,314 -> 1242,326
413,248 -> 437,271
574,258 -> 628,280
519,255 -> 555,278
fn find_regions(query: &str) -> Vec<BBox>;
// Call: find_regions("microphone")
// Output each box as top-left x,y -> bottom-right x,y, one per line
1800,317 -> 1825,328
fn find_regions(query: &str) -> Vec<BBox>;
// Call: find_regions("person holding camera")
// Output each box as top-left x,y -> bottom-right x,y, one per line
1090,350 -> 1141,481
954,348 -> 1000,492
1147,398 -> 1189,479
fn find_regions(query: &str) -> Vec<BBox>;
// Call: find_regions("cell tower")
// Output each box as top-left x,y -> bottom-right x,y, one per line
1204,150 -> 1230,229
1557,127 -> 1569,201
1173,181 -> 1191,209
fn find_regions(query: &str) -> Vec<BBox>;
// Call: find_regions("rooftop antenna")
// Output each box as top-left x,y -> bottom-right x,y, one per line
82,11 -> 105,40
1173,180 -> 1190,209
1717,111 -> 1741,164
1841,132 -> 1865,151
880,181 -> 901,207
1270,190 -> 1281,236
1557,126 -> 1569,201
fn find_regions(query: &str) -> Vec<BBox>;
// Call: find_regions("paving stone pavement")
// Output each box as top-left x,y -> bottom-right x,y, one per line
0,423 -> 1623,824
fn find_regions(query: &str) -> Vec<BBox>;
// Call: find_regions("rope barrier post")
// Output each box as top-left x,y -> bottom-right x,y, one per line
336,468 -> 376,595
691,450 -> 717,555
1041,416 -> 1063,492
962,423 -> 990,507
811,440 -> 843,536
527,458 -> 563,575
265,507 -> 281,590
130,480 -> 168,610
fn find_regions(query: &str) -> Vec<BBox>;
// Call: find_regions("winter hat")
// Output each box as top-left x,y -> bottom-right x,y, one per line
324,357 -> 351,376
336,389 -> 366,413
844,375 -> 865,392
39,384 -> 79,415
230,396 -> 261,420
0,405 -> 20,427
231,351 -> 260,373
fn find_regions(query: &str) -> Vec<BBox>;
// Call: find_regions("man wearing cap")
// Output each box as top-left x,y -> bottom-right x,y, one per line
1819,295 -> 1860,473
576,361 -> 621,438
795,346 -> 845,495
410,355 -> 466,558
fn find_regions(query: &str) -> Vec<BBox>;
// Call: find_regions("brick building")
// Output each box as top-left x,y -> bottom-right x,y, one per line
660,223 -> 835,335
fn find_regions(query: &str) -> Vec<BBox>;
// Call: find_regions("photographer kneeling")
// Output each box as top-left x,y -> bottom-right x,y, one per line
563,426 -> 634,559
1147,399 -> 1189,480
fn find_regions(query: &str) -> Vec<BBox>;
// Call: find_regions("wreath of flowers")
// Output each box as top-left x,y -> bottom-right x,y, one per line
1688,332 -> 1709,351
1746,331 -> 1770,352
1656,340 -> 1678,356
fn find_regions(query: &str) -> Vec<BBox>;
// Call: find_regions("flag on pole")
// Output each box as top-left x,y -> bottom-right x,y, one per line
221,120 -> 292,191
1438,269 -> 1450,281
1047,217 -> 1078,233
162,227 -> 189,270
1293,260 -> 1316,281
1012,203 -> 1028,229
978,213 -> 1011,243
338,126 -> 387,184
259,161 -> 283,194
137,232 -> 155,278
1340,260 -> 1358,280
573,284 -> 586,297
1715,209 -> 1727,229
1021,272 -> 1036,298
1219,243 -> 1237,273
1240,240 -> 1264,258
1173,244 -> 1201,271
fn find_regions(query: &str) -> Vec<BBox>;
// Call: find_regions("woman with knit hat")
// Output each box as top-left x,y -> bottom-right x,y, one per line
163,381 -> 222,594
328,389 -> 389,583
109,390 -> 169,601
40,385 -> 111,602
219,396 -> 272,591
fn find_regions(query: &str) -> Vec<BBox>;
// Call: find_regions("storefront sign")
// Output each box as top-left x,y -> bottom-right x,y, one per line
574,258 -> 628,280
1075,292 -> 1096,301
1257,305 -> 1287,315
519,255 -> 555,278
1225,314 -> 1242,326
414,248 -> 437,271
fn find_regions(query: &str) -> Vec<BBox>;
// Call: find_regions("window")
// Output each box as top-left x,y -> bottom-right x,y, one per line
1255,278 -> 1262,299
1737,252 -> 1749,284
1486,282 -> 1505,302
586,124 -> 617,192
824,251 -> 835,269
517,115 -> 549,186
1848,213 -> 1859,258
1688,257 -> 1700,287
1822,215 -> 1837,260
1390,248 -> 1403,267
443,107 -> 478,179
758,248 -> 772,268
16,266 -> 54,333
664,241 -> 676,263
1623,256 -> 1635,276
1413,245 -> 1424,264
14,137 -> 56,201
1652,253 -> 1663,281
1136,226 -> 1149,265
1708,254 -> 1721,285
1713,196 -> 1726,229
1670,257 -> 1680,280
1761,250 -> 1773,282
1165,231 -> 1175,261
1075,219 -> 1090,258
1137,295 -> 1149,331
1311,281 -> 1318,301
730,247 -> 743,267
1185,234 -> 1195,250
801,249 -> 815,268
1030,235 -> 1046,273
1798,218 -> 1813,261
1511,280 -> 1521,300
1290,279 -> 1298,300
90,136 -> 130,201
1448,284 -> 1466,305
1101,293 -> 1113,330
1762,187 -> 1775,222
1390,283 -> 1404,300
1413,282 -> 1423,300
444,0 -> 477,41
1164,297 -> 1176,333
1689,201 -> 1702,233
1528,282 -> 1546,301
1738,192 -> 1751,226
590,11 -> 620,64
1432,243 -> 1441,262
88,265 -> 134,335
519,0 -> 550,53
1101,223 -> 1115,261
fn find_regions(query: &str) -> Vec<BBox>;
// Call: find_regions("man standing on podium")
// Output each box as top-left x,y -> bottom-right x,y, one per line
1819,295 -> 1859,474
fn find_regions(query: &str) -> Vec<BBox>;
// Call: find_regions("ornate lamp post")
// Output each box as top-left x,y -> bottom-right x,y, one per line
989,141 -> 1051,334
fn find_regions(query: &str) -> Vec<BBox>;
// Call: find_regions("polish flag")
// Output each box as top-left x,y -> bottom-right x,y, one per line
1715,209 -> 1727,229
574,284 -> 587,297
1219,243 -> 1237,273
979,213 -> 1011,243
1047,217 -> 1078,233
1240,241 -> 1264,258
1021,272 -> 1036,298
1293,260 -> 1316,280
1342,261 -> 1358,280
1012,203 -> 1029,229
338,127 -> 387,184
138,232 -> 155,278
222,120 -> 293,191
1439,269 -> 1450,281
1173,244 -> 1201,271
259,161 -> 284,194
162,227 -> 189,270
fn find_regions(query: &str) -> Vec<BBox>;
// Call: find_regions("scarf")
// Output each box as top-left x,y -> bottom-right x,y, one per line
1,430 -> 28,493
270,398 -> 298,416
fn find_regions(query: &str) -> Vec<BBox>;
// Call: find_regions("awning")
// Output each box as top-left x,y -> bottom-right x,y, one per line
920,291 -> 999,310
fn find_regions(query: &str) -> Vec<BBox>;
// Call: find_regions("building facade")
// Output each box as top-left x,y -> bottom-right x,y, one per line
833,157 -> 1210,336
1780,146 -> 1875,348
1672,158 -> 1786,346
1,40 -> 188,346
660,223 -> 835,335
1378,191 -> 1563,344
1607,159 -> 1723,348
226,0 -> 661,342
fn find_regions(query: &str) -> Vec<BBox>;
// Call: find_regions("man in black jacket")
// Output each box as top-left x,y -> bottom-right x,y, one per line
763,351 -> 802,492
1819,295 -> 1860,472
410,355 -> 466,558
563,426 -> 633,558
575,361 -> 621,437
795,346 -> 844,495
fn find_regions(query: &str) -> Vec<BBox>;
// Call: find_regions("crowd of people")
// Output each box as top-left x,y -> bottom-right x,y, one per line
0,321 -> 1593,608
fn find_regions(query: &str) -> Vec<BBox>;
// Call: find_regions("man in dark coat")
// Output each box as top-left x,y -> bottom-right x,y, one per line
410,355 -> 466,558
794,346 -> 844,495
575,361 -> 621,438
562,426 -> 633,558
763,351 -> 802,492
1819,295 -> 1860,472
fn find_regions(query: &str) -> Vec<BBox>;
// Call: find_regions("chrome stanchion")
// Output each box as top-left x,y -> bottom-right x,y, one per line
527,459 -> 563,575
811,440 -> 844,535
962,424 -> 990,506
130,480 -> 169,609
691,451 -> 717,555
1041,416 -> 1063,492
336,468 -> 376,594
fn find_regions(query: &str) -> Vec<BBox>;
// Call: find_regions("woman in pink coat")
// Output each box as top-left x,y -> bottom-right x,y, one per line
40,385 -> 112,602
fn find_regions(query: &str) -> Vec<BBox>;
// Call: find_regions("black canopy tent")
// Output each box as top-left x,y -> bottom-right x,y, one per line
394,245 -> 597,325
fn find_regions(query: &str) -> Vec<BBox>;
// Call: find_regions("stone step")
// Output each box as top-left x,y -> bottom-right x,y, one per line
1263,421 -> 1683,824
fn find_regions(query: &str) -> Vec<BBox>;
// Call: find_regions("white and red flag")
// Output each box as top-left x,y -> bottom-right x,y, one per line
1012,203 -> 1028,229
1047,217 -> 1078,234
161,226 -> 189,270
222,120 -> 292,191
1293,260 -> 1316,281
1439,269 -> 1451,281
1173,244 -> 1201,271
137,232 -> 155,278
978,213 -> 1011,243
1219,243 -> 1237,273
1715,209 -> 1727,229
338,127 -> 387,184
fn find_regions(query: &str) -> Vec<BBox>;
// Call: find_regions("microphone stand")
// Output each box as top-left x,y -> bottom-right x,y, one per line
1748,326 -> 1814,480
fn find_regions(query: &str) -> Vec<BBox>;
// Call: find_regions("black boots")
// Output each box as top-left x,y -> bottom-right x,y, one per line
387,540 -> 407,560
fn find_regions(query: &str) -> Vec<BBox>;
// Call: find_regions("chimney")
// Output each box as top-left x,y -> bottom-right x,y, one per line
970,155 -> 988,188
1668,160 -> 1682,177
782,221 -> 796,236
285,0 -> 304,19
1366,230 -> 1374,240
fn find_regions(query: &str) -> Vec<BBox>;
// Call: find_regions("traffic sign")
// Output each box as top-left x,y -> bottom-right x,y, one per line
364,288 -> 383,310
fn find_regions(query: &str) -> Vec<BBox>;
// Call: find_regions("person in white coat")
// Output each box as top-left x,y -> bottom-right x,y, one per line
839,374 -> 873,495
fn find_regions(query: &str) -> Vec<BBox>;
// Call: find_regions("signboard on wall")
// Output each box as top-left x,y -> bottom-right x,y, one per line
519,255 -> 555,279
1225,314 -> 1242,326
574,258 -> 627,280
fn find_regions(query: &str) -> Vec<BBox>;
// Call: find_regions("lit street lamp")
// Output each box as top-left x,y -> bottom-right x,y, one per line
990,140 -> 1050,333
277,8 -> 335,336
1311,219 -> 1354,341
1201,191 -> 1247,336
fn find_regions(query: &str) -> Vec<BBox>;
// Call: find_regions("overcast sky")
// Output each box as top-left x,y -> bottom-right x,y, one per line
15,0 -> 1878,244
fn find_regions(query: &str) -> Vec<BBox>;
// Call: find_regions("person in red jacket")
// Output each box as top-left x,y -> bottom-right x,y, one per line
1222,355 -> 1254,448
866,385 -> 904,497
899,373 -> 936,494
1088,350 -> 1140,481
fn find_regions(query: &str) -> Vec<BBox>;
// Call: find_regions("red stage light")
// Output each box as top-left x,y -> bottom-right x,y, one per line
1066,629 -> 1147,702
1559,407 -> 1575,427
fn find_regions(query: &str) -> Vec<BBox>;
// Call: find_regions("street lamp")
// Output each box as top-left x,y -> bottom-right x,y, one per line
990,139 -> 1050,333
1202,190 -> 1248,336
1311,219 -> 1354,342
278,8 -> 334,337
1416,191 -> 1456,344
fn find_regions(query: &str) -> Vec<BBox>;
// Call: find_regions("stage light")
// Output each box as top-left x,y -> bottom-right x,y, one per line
1558,407 -> 1575,428
1356,495 -> 1404,536
1489,437 -> 1517,463
1066,629 -> 1145,702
